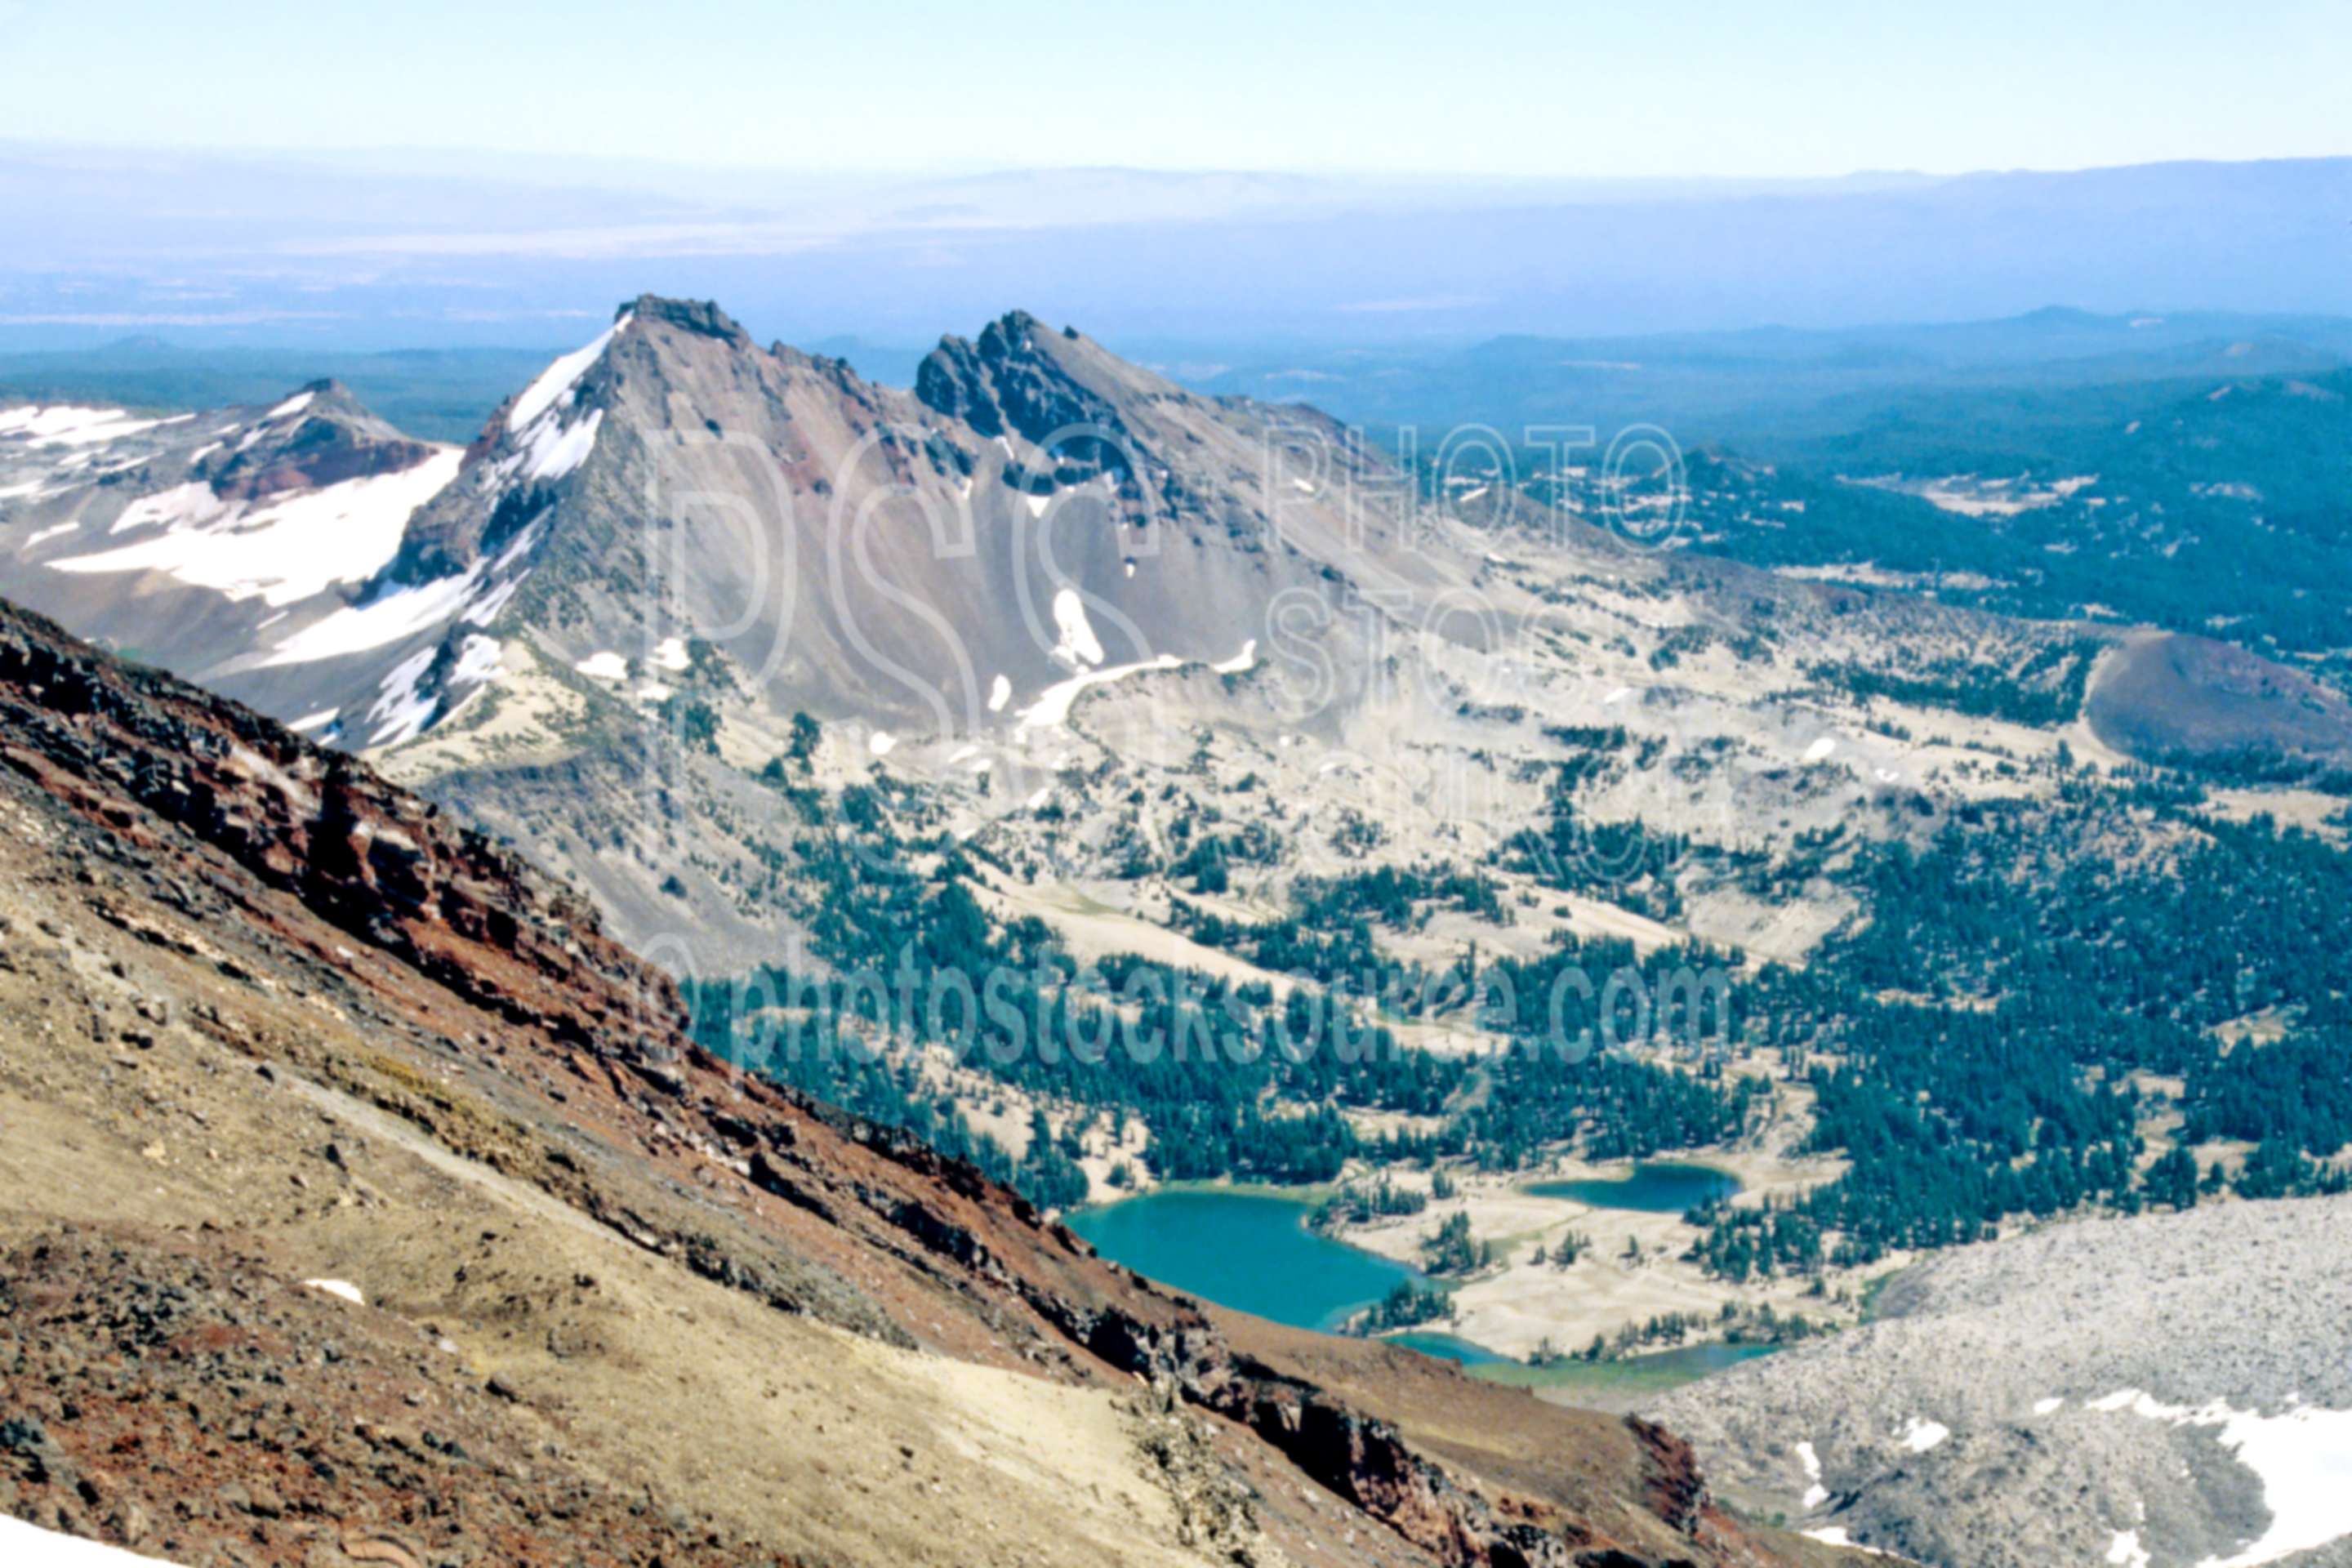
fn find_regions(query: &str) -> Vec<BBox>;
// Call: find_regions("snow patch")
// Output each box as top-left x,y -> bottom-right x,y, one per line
0,404 -> 181,447
1804,736 -> 1839,763
650,635 -> 690,671
1018,654 -> 1183,732
519,406 -> 604,480
869,731 -> 897,757
1049,586 -> 1105,668
25,522 -> 79,546
53,448 -> 464,609
987,674 -> 1012,712
1799,1526 -> 1901,1557
367,646 -> 440,747
508,315 -> 629,433
287,707 -> 341,733
109,480 -> 228,535
2094,1389 -> 2352,1567
0,1512 -> 187,1566
263,515 -> 543,667
1899,1417 -> 1950,1453
302,1278 -> 365,1306
1210,639 -> 1258,675
2108,1530 -> 2150,1568
452,635 -> 503,687
1796,1440 -> 1829,1509
2034,1396 -> 2065,1415
266,390 -> 316,421
575,651 -> 628,681
462,570 -> 528,627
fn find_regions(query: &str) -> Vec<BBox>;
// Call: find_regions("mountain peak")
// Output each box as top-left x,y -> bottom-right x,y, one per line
623,293 -> 751,346
914,307 -> 1129,445
204,379 -> 434,501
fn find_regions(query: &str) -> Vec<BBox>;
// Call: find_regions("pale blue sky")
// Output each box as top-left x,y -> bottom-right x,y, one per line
4,0 -> 2347,177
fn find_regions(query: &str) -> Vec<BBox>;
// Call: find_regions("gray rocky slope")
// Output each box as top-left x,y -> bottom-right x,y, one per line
1649,1194 -> 2352,1568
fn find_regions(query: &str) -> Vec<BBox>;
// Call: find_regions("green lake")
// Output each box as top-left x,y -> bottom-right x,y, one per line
1471,1343 -> 1780,1407
1525,1161 -> 1741,1214
1383,1330 -> 1509,1365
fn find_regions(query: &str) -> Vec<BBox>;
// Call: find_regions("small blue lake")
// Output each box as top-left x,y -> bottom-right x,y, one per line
1066,1188 -> 1433,1333
1068,1166 -> 1757,1380
1525,1161 -> 1741,1214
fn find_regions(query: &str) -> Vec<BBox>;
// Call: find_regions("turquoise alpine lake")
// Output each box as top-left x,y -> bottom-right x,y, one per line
1525,1161 -> 1741,1214
1067,1167 -> 1756,1377
1066,1188 -> 1434,1333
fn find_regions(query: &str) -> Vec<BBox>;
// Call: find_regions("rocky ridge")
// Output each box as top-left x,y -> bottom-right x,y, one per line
1649,1195 -> 2352,1568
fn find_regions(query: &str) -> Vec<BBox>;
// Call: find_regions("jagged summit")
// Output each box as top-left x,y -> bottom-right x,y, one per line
914,309 -> 1196,459
622,291 -> 754,345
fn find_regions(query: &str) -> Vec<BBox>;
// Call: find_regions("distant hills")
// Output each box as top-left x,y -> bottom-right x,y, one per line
1195,306 -> 2352,448
9,302 -> 2351,455
3,147 -> 2347,351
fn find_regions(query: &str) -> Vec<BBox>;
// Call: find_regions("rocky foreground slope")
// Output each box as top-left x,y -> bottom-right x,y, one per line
0,595 -> 1864,1567
1649,1195 -> 2352,1568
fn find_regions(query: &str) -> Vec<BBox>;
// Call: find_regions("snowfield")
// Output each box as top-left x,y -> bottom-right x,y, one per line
0,405 -> 190,448
261,517 -> 543,667
51,448 -> 464,609
2091,1390 -> 2352,1568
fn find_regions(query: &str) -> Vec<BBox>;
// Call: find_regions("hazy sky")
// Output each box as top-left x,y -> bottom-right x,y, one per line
5,0 -> 2347,177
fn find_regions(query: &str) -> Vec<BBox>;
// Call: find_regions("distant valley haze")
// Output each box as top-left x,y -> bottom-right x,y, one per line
4,0 -> 2349,355
2,146 -> 2349,359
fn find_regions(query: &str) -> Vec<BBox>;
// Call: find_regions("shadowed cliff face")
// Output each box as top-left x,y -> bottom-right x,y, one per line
0,595 -> 1862,1568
